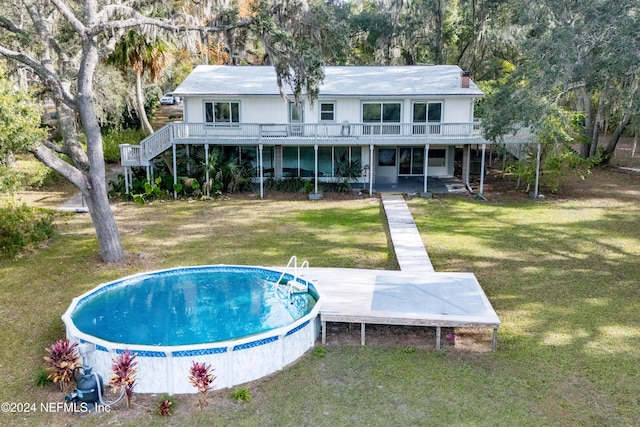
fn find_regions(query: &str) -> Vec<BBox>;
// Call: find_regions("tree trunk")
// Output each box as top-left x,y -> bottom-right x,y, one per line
135,71 -> 154,135
604,112 -> 631,155
580,87 -> 592,158
589,80 -> 609,157
76,34 -> 125,263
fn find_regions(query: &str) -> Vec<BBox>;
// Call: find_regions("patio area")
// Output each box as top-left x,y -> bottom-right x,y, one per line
373,176 -> 467,195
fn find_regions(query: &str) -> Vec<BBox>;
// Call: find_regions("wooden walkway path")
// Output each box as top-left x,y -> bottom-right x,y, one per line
306,194 -> 500,351
381,194 -> 434,272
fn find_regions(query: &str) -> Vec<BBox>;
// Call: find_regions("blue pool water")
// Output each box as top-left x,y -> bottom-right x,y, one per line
71,266 -> 317,346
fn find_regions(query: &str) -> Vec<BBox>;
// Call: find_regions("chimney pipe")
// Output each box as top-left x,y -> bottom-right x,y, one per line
461,71 -> 470,88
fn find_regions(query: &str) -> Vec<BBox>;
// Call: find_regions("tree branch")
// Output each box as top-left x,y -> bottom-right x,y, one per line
0,16 -> 26,34
31,142 -> 88,192
48,0 -> 86,35
0,45 -> 75,107
88,5 -> 251,37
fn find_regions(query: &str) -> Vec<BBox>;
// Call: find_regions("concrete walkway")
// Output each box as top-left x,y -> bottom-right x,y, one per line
381,194 -> 434,272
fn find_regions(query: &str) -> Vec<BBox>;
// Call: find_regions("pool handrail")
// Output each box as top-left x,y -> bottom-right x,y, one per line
275,256 -> 310,298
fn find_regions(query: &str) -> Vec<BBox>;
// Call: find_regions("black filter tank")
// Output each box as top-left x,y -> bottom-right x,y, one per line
65,366 -> 104,407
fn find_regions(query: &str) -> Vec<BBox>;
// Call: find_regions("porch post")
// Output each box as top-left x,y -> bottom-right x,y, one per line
534,142 -> 541,197
423,144 -> 430,193
205,143 -> 210,198
464,144 -> 471,189
259,143 -> 264,199
479,143 -> 486,195
314,143 -> 319,194
124,167 -> 130,194
172,143 -> 177,199
369,144 -> 374,196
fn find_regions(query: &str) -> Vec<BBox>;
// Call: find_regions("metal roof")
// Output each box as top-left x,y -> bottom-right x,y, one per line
173,65 -> 484,98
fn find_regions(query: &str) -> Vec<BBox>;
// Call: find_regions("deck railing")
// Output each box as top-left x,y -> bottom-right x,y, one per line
121,121 -> 485,167
167,121 -> 480,140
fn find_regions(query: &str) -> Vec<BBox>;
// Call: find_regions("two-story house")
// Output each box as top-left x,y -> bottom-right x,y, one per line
120,65 -> 488,197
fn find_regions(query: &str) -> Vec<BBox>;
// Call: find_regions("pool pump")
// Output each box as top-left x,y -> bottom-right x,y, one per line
64,365 -> 104,408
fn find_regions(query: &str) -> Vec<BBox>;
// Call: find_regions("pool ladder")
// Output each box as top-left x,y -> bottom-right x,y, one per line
275,256 -> 309,300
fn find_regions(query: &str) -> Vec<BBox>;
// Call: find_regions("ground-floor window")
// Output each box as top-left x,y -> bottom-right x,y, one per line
282,145 -> 361,178
398,147 -> 424,175
282,146 -> 315,177
428,148 -> 446,167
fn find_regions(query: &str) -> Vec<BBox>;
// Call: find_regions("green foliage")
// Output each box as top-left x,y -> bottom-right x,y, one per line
0,202 -> 55,259
35,368 -> 53,388
230,387 -> 252,403
0,70 -> 46,163
334,154 -> 363,185
101,128 -> 146,164
402,346 -> 415,354
313,346 -> 326,357
0,164 -> 21,195
199,147 -> 254,194
251,0 -> 349,103
265,177 -> 305,193
303,180 -> 314,194
132,177 -> 167,204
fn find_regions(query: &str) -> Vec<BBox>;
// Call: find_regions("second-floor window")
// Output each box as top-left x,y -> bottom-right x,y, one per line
320,102 -> 335,121
205,101 -> 239,125
362,102 -> 401,134
412,102 -> 442,134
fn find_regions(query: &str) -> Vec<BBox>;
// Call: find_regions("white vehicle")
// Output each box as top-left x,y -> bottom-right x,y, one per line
160,93 -> 181,105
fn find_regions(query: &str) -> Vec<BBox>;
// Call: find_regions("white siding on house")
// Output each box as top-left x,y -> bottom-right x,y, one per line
443,98 -> 471,123
183,94 -> 473,127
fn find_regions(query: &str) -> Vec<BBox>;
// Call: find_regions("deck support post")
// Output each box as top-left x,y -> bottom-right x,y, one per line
123,166 -> 129,194
369,144 -> 374,196
423,144 -> 430,193
321,320 -> 326,344
534,143 -> 541,198
172,143 -> 177,199
478,143 -> 486,196
464,144 -> 471,190
259,143 -> 264,199
436,326 -> 441,350
492,328 -> 498,352
205,144 -> 210,197
361,323 -> 366,345
314,143 -> 319,194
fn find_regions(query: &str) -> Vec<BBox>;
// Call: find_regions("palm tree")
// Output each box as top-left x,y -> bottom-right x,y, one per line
106,30 -> 173,135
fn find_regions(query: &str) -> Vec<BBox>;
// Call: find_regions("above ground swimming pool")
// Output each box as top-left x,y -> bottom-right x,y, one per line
62,265 -> 321,394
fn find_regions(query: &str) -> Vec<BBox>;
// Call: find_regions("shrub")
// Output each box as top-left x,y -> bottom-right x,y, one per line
43,339 -> 80,392
0,202 -> 55,259
102,128 -> 146,164
156,395 -> 175,416
230,387 -> 251,403
188,361 -> 216,411
313,347 -> 326,357
35,368 -> 53,388
110,350 -> 137,408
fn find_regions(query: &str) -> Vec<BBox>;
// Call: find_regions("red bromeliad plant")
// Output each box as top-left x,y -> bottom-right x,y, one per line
110,350 -> 137,408
188,361 -> 216,411
43,339 -> 80,392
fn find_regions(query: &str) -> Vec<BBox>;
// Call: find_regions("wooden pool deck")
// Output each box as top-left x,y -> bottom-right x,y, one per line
300,268 -> 501,351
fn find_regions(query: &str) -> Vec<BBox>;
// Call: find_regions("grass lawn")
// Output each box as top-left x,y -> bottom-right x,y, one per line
1,168 -> 639,426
